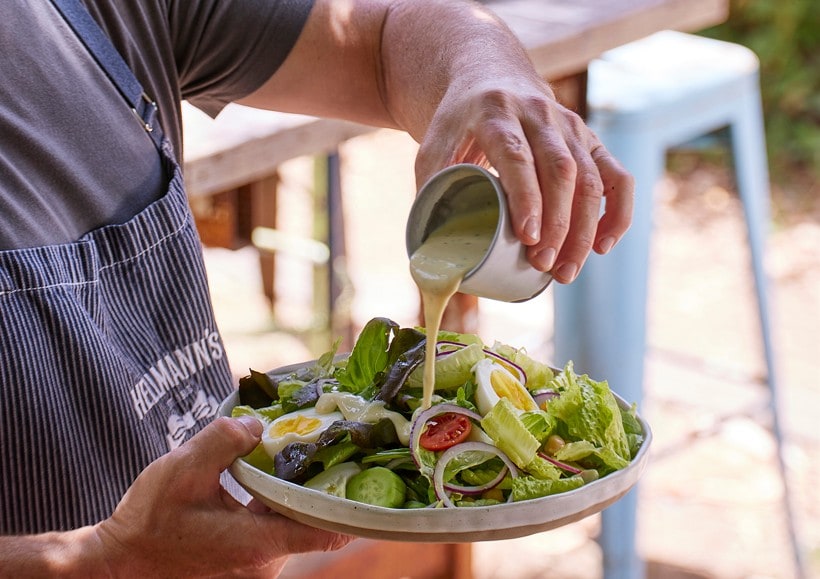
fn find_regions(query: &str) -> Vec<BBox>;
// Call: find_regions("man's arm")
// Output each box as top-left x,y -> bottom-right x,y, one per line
239,0 -> 634,284
0,418 -> 352,577
0,527 -> 109,577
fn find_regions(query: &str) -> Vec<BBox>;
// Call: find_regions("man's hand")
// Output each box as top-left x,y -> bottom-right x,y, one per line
415,77 -> 634,284
94,416 -> 352,577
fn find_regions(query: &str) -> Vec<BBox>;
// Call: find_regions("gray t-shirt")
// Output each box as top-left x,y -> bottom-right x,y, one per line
0,0 -> 313,250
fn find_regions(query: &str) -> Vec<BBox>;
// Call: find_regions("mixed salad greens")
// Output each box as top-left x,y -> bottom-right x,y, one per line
232,317 -> 645,509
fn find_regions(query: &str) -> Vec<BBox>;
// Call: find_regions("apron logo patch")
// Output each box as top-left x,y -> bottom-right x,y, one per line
166,389 -> 220,449
129,328 -> 224,420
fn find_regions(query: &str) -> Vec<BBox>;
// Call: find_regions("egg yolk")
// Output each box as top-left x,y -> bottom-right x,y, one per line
491,369 -> 537,412
270,415 -> 322,437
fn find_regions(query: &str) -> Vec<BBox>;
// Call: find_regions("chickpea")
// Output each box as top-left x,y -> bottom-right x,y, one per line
544,434 -> 566,456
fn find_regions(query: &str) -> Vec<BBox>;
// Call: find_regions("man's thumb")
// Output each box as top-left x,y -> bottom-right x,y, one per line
181,416 -> 263,474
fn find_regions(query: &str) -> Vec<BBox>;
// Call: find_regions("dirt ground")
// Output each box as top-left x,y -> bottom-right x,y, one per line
203,128 -> 819,579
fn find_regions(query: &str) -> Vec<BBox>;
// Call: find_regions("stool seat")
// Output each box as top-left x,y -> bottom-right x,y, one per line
590,30 -> 759,118
554,31 -> 803,579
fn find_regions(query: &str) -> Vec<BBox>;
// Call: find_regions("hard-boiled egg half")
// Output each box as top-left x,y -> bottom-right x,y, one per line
473,358 -> 538,416
262,407 -> 344,457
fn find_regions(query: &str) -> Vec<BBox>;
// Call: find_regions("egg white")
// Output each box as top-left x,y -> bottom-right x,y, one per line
473,358 -> 538,416
262,407 -> 344,457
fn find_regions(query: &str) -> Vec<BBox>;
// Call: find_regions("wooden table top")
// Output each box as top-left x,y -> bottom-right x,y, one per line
484,0 -> 727,79
182,0 -> 728,198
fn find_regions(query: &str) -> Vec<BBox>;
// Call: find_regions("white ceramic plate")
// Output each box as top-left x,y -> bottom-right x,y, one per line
219,363 -> 652,543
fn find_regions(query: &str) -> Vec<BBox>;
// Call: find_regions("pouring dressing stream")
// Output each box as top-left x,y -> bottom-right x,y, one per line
409,206 -> 498,409
406,164 -> 553,410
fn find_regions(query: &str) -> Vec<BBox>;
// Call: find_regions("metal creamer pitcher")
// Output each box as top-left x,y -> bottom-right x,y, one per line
406,164 -> 552,302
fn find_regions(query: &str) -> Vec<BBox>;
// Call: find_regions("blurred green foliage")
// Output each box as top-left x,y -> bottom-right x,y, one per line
702,0 -> 820,185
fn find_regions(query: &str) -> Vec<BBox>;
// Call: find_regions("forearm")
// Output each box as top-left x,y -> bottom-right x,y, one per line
0,526 -> 111,578
239,0 -> 545,134
380,0 -> 548,140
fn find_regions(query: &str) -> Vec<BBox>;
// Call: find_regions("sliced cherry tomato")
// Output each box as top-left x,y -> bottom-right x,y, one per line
419,412 -> 472,451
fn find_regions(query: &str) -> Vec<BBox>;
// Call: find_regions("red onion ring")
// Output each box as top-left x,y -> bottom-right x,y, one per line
409,404 -> 483,475
537,451 -> 582,475
435,340 -> 469,354
533,389 -> 559,408
433,441 -> 520,508
433,340 -> 528,385
482,349 -> 527,385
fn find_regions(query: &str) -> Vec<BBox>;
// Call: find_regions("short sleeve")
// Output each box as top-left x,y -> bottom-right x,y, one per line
168,0 -> 314,117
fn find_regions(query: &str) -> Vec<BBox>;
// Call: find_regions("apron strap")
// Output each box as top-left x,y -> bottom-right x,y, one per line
49,0 -> 165,151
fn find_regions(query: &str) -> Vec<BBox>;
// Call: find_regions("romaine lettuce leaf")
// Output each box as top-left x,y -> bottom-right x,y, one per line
511,475 -> 584,501
480,398 -> 540,469
240,443 -> 276,475
523,455 -> 562,481
547,362 -> 631,467
555,440 -> 629,473
231,403 -> 284,423
442,450 -> 504,484
434,330 -> 485,348
405,342 -> 484,391
519,410 -> 557,443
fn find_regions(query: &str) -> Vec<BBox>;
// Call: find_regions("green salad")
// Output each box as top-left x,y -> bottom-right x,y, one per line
232,317 -> 645,509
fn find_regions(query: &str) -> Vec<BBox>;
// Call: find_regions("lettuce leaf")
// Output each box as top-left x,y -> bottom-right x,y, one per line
547,362 -> 631,469
480,398 -> 540,469
555,440 -> 629,473
511,475 -> 584,501
274,418 -> 400,482
335,317 -> 397,394
519,410 -> 557,443
523,454 -> 562,481
433,330 -> 485,348
373,326 -> 427,402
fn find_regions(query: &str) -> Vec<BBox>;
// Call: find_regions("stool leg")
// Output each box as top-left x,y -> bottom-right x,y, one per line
554,133 -> 665,579
730,77 -> 807,578
730,77 -> 776,385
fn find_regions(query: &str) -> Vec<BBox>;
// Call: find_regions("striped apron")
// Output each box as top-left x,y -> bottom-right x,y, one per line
0,0 -> 232,533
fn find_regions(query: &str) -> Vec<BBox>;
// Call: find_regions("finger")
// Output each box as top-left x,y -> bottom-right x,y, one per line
590,145 -> 634,253
523,126 -> 578,272
252,511 -> 356,556
176,416 -> 263,479
470,114 -> 543,247
549,145 -> 604,283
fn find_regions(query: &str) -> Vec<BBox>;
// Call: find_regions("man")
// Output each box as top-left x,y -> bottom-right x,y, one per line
0,0 -> 632,576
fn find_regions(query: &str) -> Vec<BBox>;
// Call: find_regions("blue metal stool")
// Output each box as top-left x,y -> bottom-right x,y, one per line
553,31 -> 803,579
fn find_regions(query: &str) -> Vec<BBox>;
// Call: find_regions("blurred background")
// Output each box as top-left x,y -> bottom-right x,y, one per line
200,1 -> 818,577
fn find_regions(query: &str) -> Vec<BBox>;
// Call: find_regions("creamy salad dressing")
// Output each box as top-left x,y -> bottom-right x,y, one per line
409,206 -> 499,409
316,391 -> 413,444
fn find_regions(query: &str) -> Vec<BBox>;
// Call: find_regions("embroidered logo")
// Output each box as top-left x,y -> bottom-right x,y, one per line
166,389 -> 220,449
129,328 -> 224,420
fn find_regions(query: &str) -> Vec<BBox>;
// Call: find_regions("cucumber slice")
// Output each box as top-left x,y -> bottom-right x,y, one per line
345,466 -> 407,508
304,462 -> 362,497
